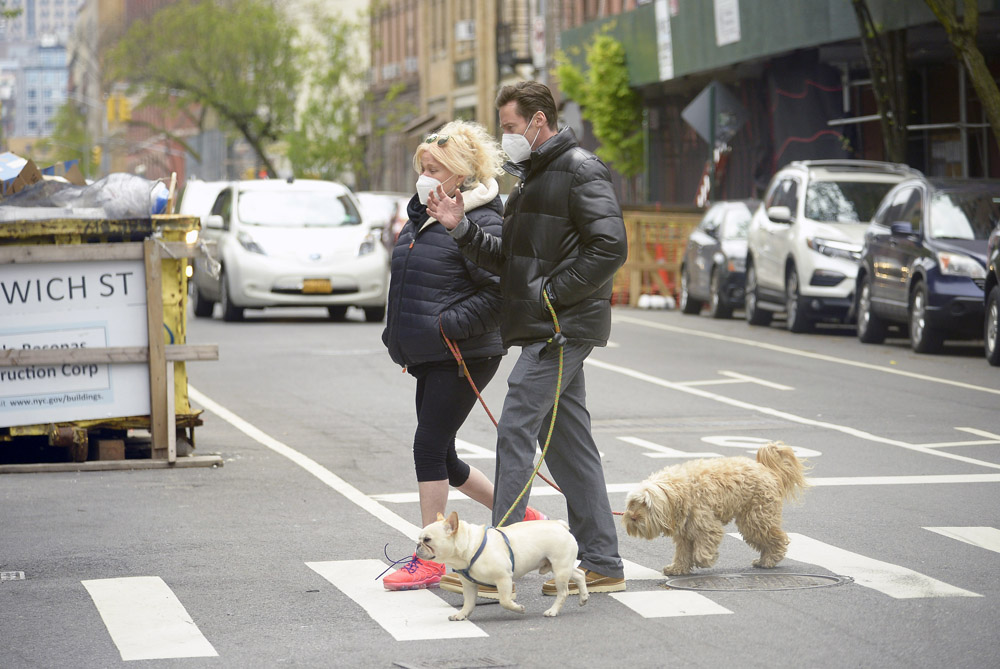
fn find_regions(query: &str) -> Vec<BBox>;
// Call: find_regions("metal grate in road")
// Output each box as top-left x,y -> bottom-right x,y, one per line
665,572 -> 852,592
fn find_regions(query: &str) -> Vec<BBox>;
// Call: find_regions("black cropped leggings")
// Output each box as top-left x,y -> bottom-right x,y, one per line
411,356 -> 502,485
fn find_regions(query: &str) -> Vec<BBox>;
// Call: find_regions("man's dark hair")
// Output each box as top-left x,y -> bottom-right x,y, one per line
496,81 -> 558,130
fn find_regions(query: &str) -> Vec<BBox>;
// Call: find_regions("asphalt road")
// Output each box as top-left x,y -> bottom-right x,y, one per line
3,305 -> 999,668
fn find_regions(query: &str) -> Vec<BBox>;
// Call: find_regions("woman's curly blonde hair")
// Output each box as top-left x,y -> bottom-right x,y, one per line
412,119 -> 505,190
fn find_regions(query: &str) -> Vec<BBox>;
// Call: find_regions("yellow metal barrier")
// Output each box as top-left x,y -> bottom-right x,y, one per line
0,215 -> 210,462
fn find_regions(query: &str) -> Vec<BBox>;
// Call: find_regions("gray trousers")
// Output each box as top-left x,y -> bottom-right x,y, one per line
492,340 -> 624,579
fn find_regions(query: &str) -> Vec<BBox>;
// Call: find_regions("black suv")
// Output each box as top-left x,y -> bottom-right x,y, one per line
856,177 -> 994,353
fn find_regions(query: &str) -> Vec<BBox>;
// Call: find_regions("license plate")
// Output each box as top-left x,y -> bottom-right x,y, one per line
302,279 -> 333,294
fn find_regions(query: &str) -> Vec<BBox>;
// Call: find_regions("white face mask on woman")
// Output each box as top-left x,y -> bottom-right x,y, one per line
501,113 -> 541,164
415,173 -> 457,205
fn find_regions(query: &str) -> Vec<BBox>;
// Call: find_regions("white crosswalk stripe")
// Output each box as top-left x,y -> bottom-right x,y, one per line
307,560 -> 488,641
729,532 -> 981,599
611,590 -> 733,618
75,526 -> 998,656
82,576 -> 218,661
924,526 -> 1000,553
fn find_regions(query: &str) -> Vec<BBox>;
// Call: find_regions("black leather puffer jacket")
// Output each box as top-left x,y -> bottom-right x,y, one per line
382,190 -> 505,367
454,128 -> 627,347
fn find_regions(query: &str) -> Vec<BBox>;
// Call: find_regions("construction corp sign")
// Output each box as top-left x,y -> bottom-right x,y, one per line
0,259 -> 150,427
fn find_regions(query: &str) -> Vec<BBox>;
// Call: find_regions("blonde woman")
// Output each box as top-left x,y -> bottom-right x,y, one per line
381,120 -> 546,592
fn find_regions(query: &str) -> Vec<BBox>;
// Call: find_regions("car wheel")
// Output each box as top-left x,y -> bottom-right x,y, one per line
364,305 -> 386,323
909,283 -> 942,353
986,285 -> 1000,366
190,282 -> 214,318
219,270 -> 244,322
785,266 -> 811,333
327,306 -> 348,321
708,266 -> 733,319
679,268 -> 703,315
744,263 -> 772,326
856,274 -> 887,344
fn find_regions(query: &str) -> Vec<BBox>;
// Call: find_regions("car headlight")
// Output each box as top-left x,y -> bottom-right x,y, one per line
237,230 -> 266,255
938,251 -> 986,279
806,237 -> 862,261
358,232 -> 379,256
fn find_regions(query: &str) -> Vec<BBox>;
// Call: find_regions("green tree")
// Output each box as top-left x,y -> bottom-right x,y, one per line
925,0 -> 1000,152
554,31 -> 644,179
1,2 -> 21,19
105,0 -> 303,177
285,8 -> 366,181
36,102 -> 98,178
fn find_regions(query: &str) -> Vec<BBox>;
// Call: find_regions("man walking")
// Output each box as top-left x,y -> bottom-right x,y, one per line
427,80 -> 628,595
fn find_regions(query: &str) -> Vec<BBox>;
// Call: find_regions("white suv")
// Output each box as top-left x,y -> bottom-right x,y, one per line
745,160 -> 919,332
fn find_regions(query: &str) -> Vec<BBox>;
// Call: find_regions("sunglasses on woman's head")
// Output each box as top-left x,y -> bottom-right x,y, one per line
424,134 -> 449,145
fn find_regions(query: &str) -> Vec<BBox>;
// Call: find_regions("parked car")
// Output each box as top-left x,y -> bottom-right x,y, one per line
679,199 -> 758,318
190,179 -> 389,322
987,222 -> 1000,365
856,177 -> 993,353
177,179 -> 228,224
356,190 -> 410,250
745,160 -> 920,331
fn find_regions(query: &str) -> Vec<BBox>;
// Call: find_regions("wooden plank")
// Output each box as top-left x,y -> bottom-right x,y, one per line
0,242 -> 144,264
0,455 -> 224,475
0,344 -> 218,366
166,362 -> 176,464
144,238 -> 169,459
0,241 -> 206,264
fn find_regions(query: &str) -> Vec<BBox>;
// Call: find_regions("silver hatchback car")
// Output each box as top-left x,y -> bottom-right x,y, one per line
189,179 -> 389,322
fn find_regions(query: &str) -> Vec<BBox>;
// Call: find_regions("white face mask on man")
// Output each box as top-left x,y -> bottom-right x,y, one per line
415,174 -> 458,205
502,113 -> 542,164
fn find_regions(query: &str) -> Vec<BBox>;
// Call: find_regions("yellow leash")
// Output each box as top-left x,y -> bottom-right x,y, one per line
496,291 -> 564,528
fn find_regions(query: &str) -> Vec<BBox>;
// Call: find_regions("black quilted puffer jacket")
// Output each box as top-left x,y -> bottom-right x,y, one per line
382,189 -> 505,367
453,128 -> 627,347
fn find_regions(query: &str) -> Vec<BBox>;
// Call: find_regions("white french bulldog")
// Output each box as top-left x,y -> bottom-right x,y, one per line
416,511 -> 589,620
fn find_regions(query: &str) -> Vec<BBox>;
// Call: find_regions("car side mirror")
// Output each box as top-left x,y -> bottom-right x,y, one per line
767,205 -> 792,223
204,214 -> 224,230
890,221 -> 915,236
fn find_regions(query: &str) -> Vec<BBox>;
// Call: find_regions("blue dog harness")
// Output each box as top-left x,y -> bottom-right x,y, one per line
453,526 -> 515,588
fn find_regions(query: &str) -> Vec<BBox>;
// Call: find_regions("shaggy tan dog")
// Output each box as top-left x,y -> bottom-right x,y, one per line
622,442 -> 808,575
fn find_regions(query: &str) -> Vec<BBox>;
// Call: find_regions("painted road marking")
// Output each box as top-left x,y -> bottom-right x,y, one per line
306,560 -> 487,640
455,438 -> 496,459
372,473 -> 1000,505
613,313 -> 1000,397
700,435 -> 822,458
925,527 -> 1000,554
728,533 -> 981,599
611,591 -> 732,618
81,577 -> 218,661
189,387 -> 422,541
677,370 -> 794,391
585,357 -> 1000,473
618,435 -> 721,458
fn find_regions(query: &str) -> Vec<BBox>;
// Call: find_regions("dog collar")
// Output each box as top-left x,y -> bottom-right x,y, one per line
453,526 -> 514,588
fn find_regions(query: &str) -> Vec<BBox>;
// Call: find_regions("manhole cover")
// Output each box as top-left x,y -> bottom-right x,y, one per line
1,572 -> 25,581
664,572 -> 852,591
394,659 -> 515,669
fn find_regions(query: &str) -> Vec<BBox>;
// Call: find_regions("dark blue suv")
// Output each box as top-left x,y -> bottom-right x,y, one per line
986,223 -> 1000,365
856,177 -> 994,353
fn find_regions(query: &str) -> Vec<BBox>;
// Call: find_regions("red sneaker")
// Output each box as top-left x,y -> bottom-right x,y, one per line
523,506 -> 548,522
382,555 -> 445,591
